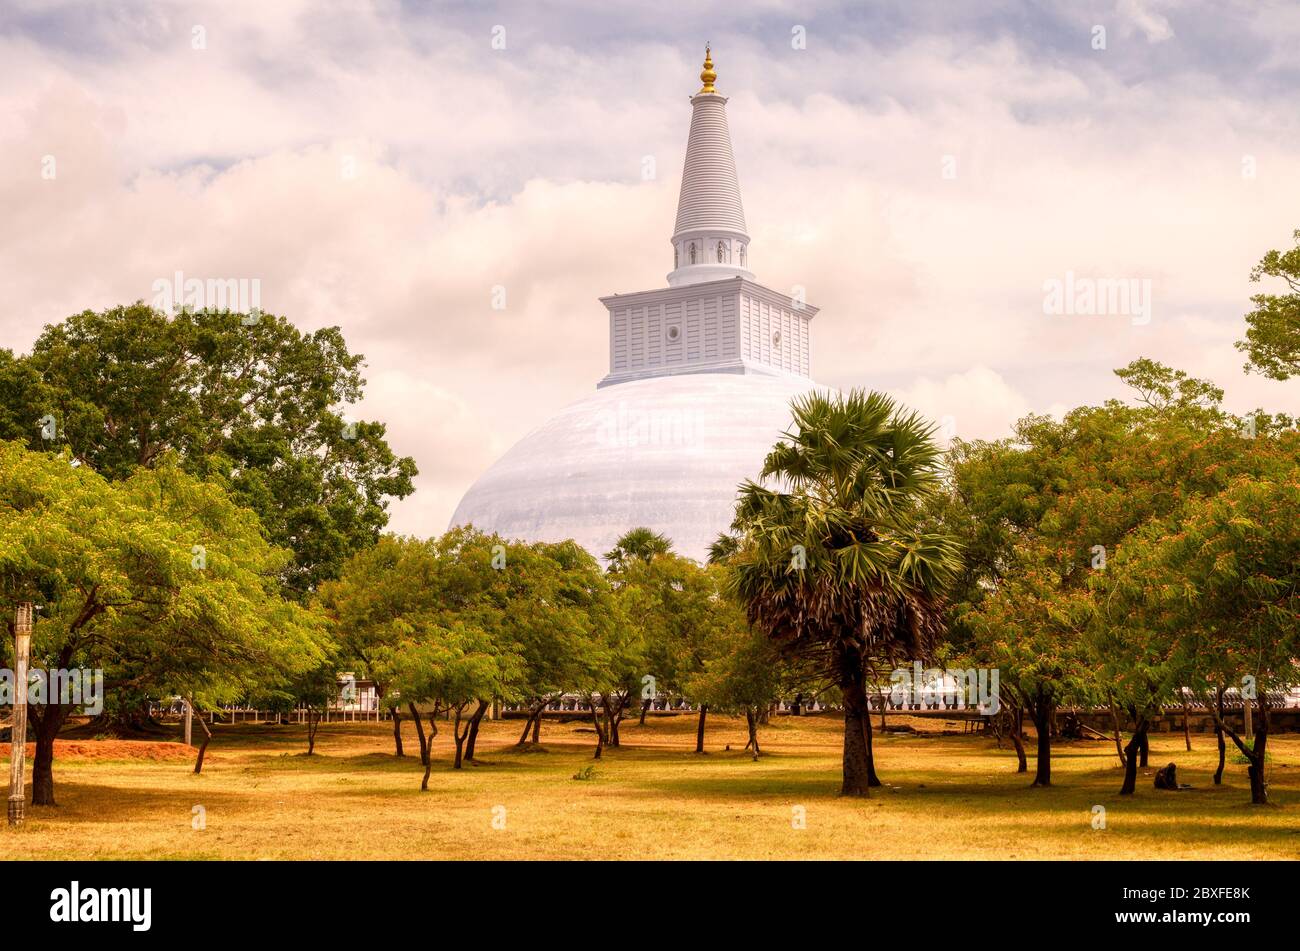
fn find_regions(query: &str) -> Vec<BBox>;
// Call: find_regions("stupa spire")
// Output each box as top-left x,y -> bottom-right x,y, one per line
667,46 -> 754,287
699,45 -> 716,93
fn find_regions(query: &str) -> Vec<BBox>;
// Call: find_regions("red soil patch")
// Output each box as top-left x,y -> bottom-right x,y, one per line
5,740 -> 206,763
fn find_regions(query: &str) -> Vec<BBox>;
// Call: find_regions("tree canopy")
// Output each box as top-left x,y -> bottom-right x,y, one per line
940,358 -> 1299,795
1,303 -> 417,595
1236,229 -> 1300,380
0,440 -> 326,803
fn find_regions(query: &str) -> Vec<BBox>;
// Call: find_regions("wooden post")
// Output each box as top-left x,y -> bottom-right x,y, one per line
8,601 -> 33,826
184,697 -> 194,747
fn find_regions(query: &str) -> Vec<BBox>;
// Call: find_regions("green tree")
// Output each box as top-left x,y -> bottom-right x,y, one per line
0,441 -> 325,804
289,660 -> 343,756
729,390 -> 960,796
619,554 -> 728,751
964,546 -> 1097,787
942,360 -> 1290,785
319,529 -> 625,760
373,621 -> 521,786
684,605 -> 784,758
574,607 -> 643,759
1,303 -> 417,596
429,528 -> 621,752
1236,230 -> 1300,379
315,535 -> 438,758
1095,467 -> 1300,803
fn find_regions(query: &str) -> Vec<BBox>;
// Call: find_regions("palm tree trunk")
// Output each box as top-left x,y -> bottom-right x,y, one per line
863,704 -> 881,787
840,668 -> 874,796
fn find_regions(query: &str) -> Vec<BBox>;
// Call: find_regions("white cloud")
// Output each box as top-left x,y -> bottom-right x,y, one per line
1118,0 -> 1176,44
892,367 -> 1031,446
2,3 -> 1298,539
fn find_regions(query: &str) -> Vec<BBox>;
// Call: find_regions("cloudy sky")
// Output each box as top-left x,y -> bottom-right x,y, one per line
3,0 -> 1298,537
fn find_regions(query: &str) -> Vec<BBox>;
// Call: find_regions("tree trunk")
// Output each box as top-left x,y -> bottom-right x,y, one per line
639,699 -> 649,726
1214,723 -> 1226,785
390,703 -> 404,757
609,698 -> 623,747
1031,703 -> 1052,787
464,700 -> 489,761
1206,691 -> 1269,804
192,709 -> 213,775
1137,729 -> 1149,768
745,708 -> 761,759
588,702 -> 605,759
1009,730 -> 1028,773
1009,707 -> 1027,773
29,704 -> 69,806
307,708 -> 319,755
1182,697 -> 1192,752
531,710 -> 541,743
409,702 -> 428,766
453,706 -> 469,770
1245,700 -> 1269,805
419,710 -> 440,792
1107,699 -> 1127,766
1119,718 -> 1147,795
863,704 -> 882,787
1211,687 -> 1226,784
695,704 -> 708,753
516,706 -> 537,746
839,668 -> 873,796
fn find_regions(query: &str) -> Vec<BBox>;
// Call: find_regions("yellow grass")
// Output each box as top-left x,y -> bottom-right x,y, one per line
4,714 -> 1299,859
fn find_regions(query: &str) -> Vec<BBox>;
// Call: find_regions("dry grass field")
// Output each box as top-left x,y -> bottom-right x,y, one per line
4,714 -> 1299,860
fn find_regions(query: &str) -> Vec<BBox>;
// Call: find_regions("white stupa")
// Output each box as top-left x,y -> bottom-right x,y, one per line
451,49 -> 824,562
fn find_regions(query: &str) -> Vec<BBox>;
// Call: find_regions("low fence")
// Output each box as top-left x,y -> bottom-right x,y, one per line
141,692 -> 1300,733
1065,708 -> 1300,736
150,701 -> 389,725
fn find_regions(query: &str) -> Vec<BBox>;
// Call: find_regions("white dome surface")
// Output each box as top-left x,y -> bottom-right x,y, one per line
450,372 -> 823,563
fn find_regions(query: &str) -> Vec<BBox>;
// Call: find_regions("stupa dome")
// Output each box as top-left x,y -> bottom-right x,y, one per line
450,371 -> 823,562
451,49 -> 828,563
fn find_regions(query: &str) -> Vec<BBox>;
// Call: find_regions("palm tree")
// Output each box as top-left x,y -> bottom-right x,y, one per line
604,527 -> 673,573
707,532 -> 741,565
729,390 -> 961,795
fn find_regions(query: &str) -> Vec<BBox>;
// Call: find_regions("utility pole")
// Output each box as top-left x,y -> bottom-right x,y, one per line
8,601 -> 33,826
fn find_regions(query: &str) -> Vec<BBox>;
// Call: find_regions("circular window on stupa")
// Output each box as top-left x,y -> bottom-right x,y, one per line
666,325 -> 681,342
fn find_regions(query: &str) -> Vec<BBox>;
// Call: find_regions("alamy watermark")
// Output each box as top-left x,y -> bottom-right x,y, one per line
889,662 -> 1000,714
1043,271 -> 1151,326
593,401 -> 706,448
151,270 -> 261,319
0,667 -> 104,715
